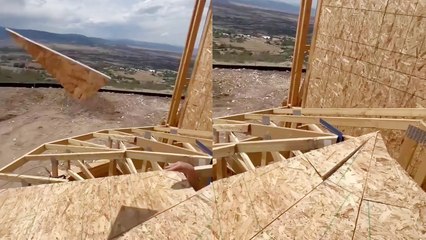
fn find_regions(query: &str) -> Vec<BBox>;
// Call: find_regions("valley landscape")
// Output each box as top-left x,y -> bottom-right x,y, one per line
213,0 -> 314,66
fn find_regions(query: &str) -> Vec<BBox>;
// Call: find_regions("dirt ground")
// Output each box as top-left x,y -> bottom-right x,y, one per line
213,68 -> 290,117
0,87 -> 170,188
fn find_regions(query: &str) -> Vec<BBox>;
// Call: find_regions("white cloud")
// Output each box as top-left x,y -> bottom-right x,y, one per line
0,0 -> 209,46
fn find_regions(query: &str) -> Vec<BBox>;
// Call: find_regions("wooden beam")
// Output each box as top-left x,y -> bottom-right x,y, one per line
135,137 -> 206,156
76,160 -> 95,179
45,144 -> 115,153
132,128 -> 212,147
213,144 -> 236,158
68,169 -> 84,181
245,114 -> 422,130
153,126 -> 212,139
288,0 -> 313,106
229,133 -> 255,170
167,0 -> 206,126
126,151 -> 211,164
0,173 -> 67,184
119,141 -> 138,174
213,123 -> 250,133
93,132 -> 136,143
68,139 -> 108,148
24,151 -> 125,161
235,136 -> 337,153
249,123 -> 333,139
273,107 -> 426,118
194,165 -> 213,179
301,0 -> 324,107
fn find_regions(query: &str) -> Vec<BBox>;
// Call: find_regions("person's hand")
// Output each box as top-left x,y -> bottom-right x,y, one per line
164,161 -> 194,175
165,161 -> 200,190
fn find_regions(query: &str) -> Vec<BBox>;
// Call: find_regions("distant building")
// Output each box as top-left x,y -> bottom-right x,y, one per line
26,62 -> 43,70
262,35 -> 271,40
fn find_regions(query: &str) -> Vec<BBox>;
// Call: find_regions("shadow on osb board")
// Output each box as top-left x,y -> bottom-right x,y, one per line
108,206 -> 158,239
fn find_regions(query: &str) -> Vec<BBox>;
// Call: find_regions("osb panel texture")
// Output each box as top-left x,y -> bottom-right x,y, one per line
305,0 -> 426,176
0,171 -> 195,239
179,14 -> 213,131
9,30 -> 109,100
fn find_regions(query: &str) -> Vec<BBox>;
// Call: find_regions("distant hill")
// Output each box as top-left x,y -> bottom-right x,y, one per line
216,0 -> 316,15
0,27 -> 184,53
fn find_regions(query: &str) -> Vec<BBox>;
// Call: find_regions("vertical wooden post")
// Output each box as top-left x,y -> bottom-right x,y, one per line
301,0 -> 323,107
287,0 -> 313,106
167,0 -> 207,127
51,157 -> 59,177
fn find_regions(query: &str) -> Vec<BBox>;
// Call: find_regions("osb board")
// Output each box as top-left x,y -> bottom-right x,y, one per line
0,171 -> 195,239
7,29 -> 110,100
327,132 -> 377,196
302,132 -> 372,177
117,186 -> 214,239
254,181 -> 361,239
304,0 -> 426,181
211,150 -> 323,239
353,200 -> 426,239
178,9 -> 212,131
364,134 -> 426,209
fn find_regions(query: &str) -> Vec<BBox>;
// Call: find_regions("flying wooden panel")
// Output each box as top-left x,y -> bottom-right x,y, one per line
6,28 -> 110,100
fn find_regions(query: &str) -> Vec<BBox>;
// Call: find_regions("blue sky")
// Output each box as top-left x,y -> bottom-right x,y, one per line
0,0 -> 210,46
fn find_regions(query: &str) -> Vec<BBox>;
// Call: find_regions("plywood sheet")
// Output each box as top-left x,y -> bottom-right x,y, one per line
7,29 -> 110,100
117,186 -> 214,239
178,9 -> 212,131
0,171 -> 195,239
254,181 -> 361,239
364,134 -> 426,209
305,0 -> 426,182
327,133 -> 377,196
302,132 -> 373,178
212,148 -> 325,239
353,200 -> 426,239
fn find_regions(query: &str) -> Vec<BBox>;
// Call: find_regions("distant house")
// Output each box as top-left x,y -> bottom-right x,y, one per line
262,35 -> 271,40
26,62 -> 43,70
149,69 -> 156,74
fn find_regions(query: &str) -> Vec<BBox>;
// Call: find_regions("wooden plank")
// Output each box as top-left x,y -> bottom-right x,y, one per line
288,0 -> 313,106
229,133 -> 255,170
45,144 -> 114,153
132,129 -> 212,147
119,142 -> 138,174
300,0 -> 322,107
51,158 -> 59,177
135,137 -> 206,156
213,144 -> 236,158
24,151 -> 125,161
194,165 -> 213,179
153,126 -> 212,139
273,107 -> 426,118
68,139 -> 108,148
0,173 -> 67,184
213,123 -> 250,133
93,132 -> 136,143
76,160 -> 95,179
68,170 -> 84,181
126,151 -> 211,164
167,0 -> 206,126
6,29 -> 109,100
249,123 -> 333,139
236,136 -> 337,153
245,114 -> 421,130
